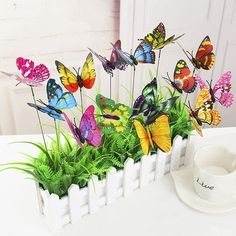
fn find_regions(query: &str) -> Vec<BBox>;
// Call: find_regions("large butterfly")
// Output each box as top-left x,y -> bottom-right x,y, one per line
133,114 -> 171,155
96,94 -> 131,133
141,22 -> 184,50
131,78 -> 179,125
111,41 -> 155,66
184,36 -> 215,70
163,60 -> 197,93
28,79 -> 77,121
55,52 -> 96,93
63,105 -> 101,148
196,72 -> 233,108
1,57 -> 50,87
188,88 -> 221,136
88,40 -> 127,76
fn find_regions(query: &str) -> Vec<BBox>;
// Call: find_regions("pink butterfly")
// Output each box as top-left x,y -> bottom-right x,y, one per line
196,71 -> 233,107
1,57 -> 50,87
63,105 -> 102,148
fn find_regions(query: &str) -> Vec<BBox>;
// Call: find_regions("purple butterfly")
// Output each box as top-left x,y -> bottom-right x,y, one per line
88,40 -> 127,76
1,57 -> 50,87
63,105 -> 102,148
196,71 -> 233,107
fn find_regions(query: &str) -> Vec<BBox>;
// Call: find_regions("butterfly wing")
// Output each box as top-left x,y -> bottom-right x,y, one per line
80,53 -> 96,89
79,105 -> 101,147
133,120 -> 151,155
27,103 -> 64,121
133,41 -> 155,64
195,75 -> 207,89
47,79 -> 77,110
151,114 -> 171,153
195,36 -> 215,70
55,60 -> 79,92
212,71 -> 234,107
174,60 -> 197,93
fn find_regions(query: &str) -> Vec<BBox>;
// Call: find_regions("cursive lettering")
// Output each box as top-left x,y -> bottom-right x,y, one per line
196,177 -> 214,190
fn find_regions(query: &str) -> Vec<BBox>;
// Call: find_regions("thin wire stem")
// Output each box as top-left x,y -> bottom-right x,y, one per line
80,87 -> 84,113
155,49 -> 162,97
109,74 -> 112,99
131,66 -> 136,106
30,86 -> 48,152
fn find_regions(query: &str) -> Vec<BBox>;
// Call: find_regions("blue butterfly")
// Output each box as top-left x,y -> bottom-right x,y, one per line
28,79 -> 77,121
111,41 -> 155,66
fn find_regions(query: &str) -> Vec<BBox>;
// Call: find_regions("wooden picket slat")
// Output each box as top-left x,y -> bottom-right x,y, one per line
106,167 -> 118,205
88,175 -> 99,214
170,135 -> 183,171
184,134 -> 197,166
68,184 -> 81,224
123,158 -> 135,196
155,150 -> 169,179
140,154 -> 153,188
35,182 -> 44,214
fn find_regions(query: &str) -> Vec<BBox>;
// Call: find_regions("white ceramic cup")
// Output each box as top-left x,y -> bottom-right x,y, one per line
193,145 -> 236,202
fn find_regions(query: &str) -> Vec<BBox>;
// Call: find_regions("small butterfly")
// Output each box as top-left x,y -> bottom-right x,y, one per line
141,22 -> 184,50
133,114 -> 171,155
63,105 -> 101,148
55,52 -> 96,93
163,60 -> 197,93
187,88 -> 221,136
89,40 -> 127,76
183,36 -> 215,70
28,79 -> 77,121
96,94 -> 131,133
1,57 -> 50,87
196,72 -> 233,108
111,41 -> 155,66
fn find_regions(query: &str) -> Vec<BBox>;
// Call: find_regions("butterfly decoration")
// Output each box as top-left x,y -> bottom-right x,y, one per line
141,22 -> 184,50
96,94 -> 131,133
131,78 -> 179,125
133,114 -> 171,155
187,88 -> 221,136
88,40 -> 127,77
55,52 -> 96,93
1,57 -> 50,87
163,60 -> 197,94
28,79 -> 77,121
63,105 -> 101,148
195,72 -> 233,108
111,40 -> 155,67
183,36 -> 215,70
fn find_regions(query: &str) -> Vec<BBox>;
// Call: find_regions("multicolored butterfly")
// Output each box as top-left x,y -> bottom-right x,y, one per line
111,41 -> 155,66
89,40 -> 127,76
141,22 -> 184,50
1,57 -> 50,87
131,77 -> 179,125
63,105 -> 101,148
133,114 -> 171,155
196,72 -> 233,108
96,94 -> 131,133
183,36 -> 215,70
163,60 -> 197,93
187,88 -> 221,136
55,53 -> 96,93
28,79 -> 77,121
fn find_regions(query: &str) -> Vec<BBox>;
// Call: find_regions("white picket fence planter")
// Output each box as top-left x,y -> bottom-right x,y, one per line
36,135 -> 189,232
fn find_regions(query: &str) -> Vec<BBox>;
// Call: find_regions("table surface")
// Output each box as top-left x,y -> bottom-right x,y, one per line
1,131 -> 236,236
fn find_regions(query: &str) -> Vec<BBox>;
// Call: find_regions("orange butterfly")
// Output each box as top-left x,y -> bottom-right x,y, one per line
133,114 -> 171,155
55,53 -> 96,93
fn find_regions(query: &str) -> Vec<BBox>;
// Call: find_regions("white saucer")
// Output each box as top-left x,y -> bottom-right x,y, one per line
171,167 -> 236,214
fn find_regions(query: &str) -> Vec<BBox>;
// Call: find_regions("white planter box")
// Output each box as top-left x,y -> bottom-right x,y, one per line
36,135 -> 189,232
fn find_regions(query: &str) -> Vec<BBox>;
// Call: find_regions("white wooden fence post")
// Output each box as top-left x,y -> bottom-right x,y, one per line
155,150 -> 168,179
106,167 -> 118,205
35,182 -> 44,214
139,155 -> 151,188
170,135 -> 183,171
68,184 -> 81,224
184,134 -> 197,166
44,193 -> 63,232
88,175 -> 99,214
123,158 -> 134,196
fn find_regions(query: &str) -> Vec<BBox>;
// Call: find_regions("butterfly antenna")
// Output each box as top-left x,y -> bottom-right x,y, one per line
72,67 -> 78,75
37,99 -> 45,105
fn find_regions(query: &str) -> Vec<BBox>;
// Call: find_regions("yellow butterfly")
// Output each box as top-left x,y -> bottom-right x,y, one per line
133,114 -> 171,155
55,52 -> 96,93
